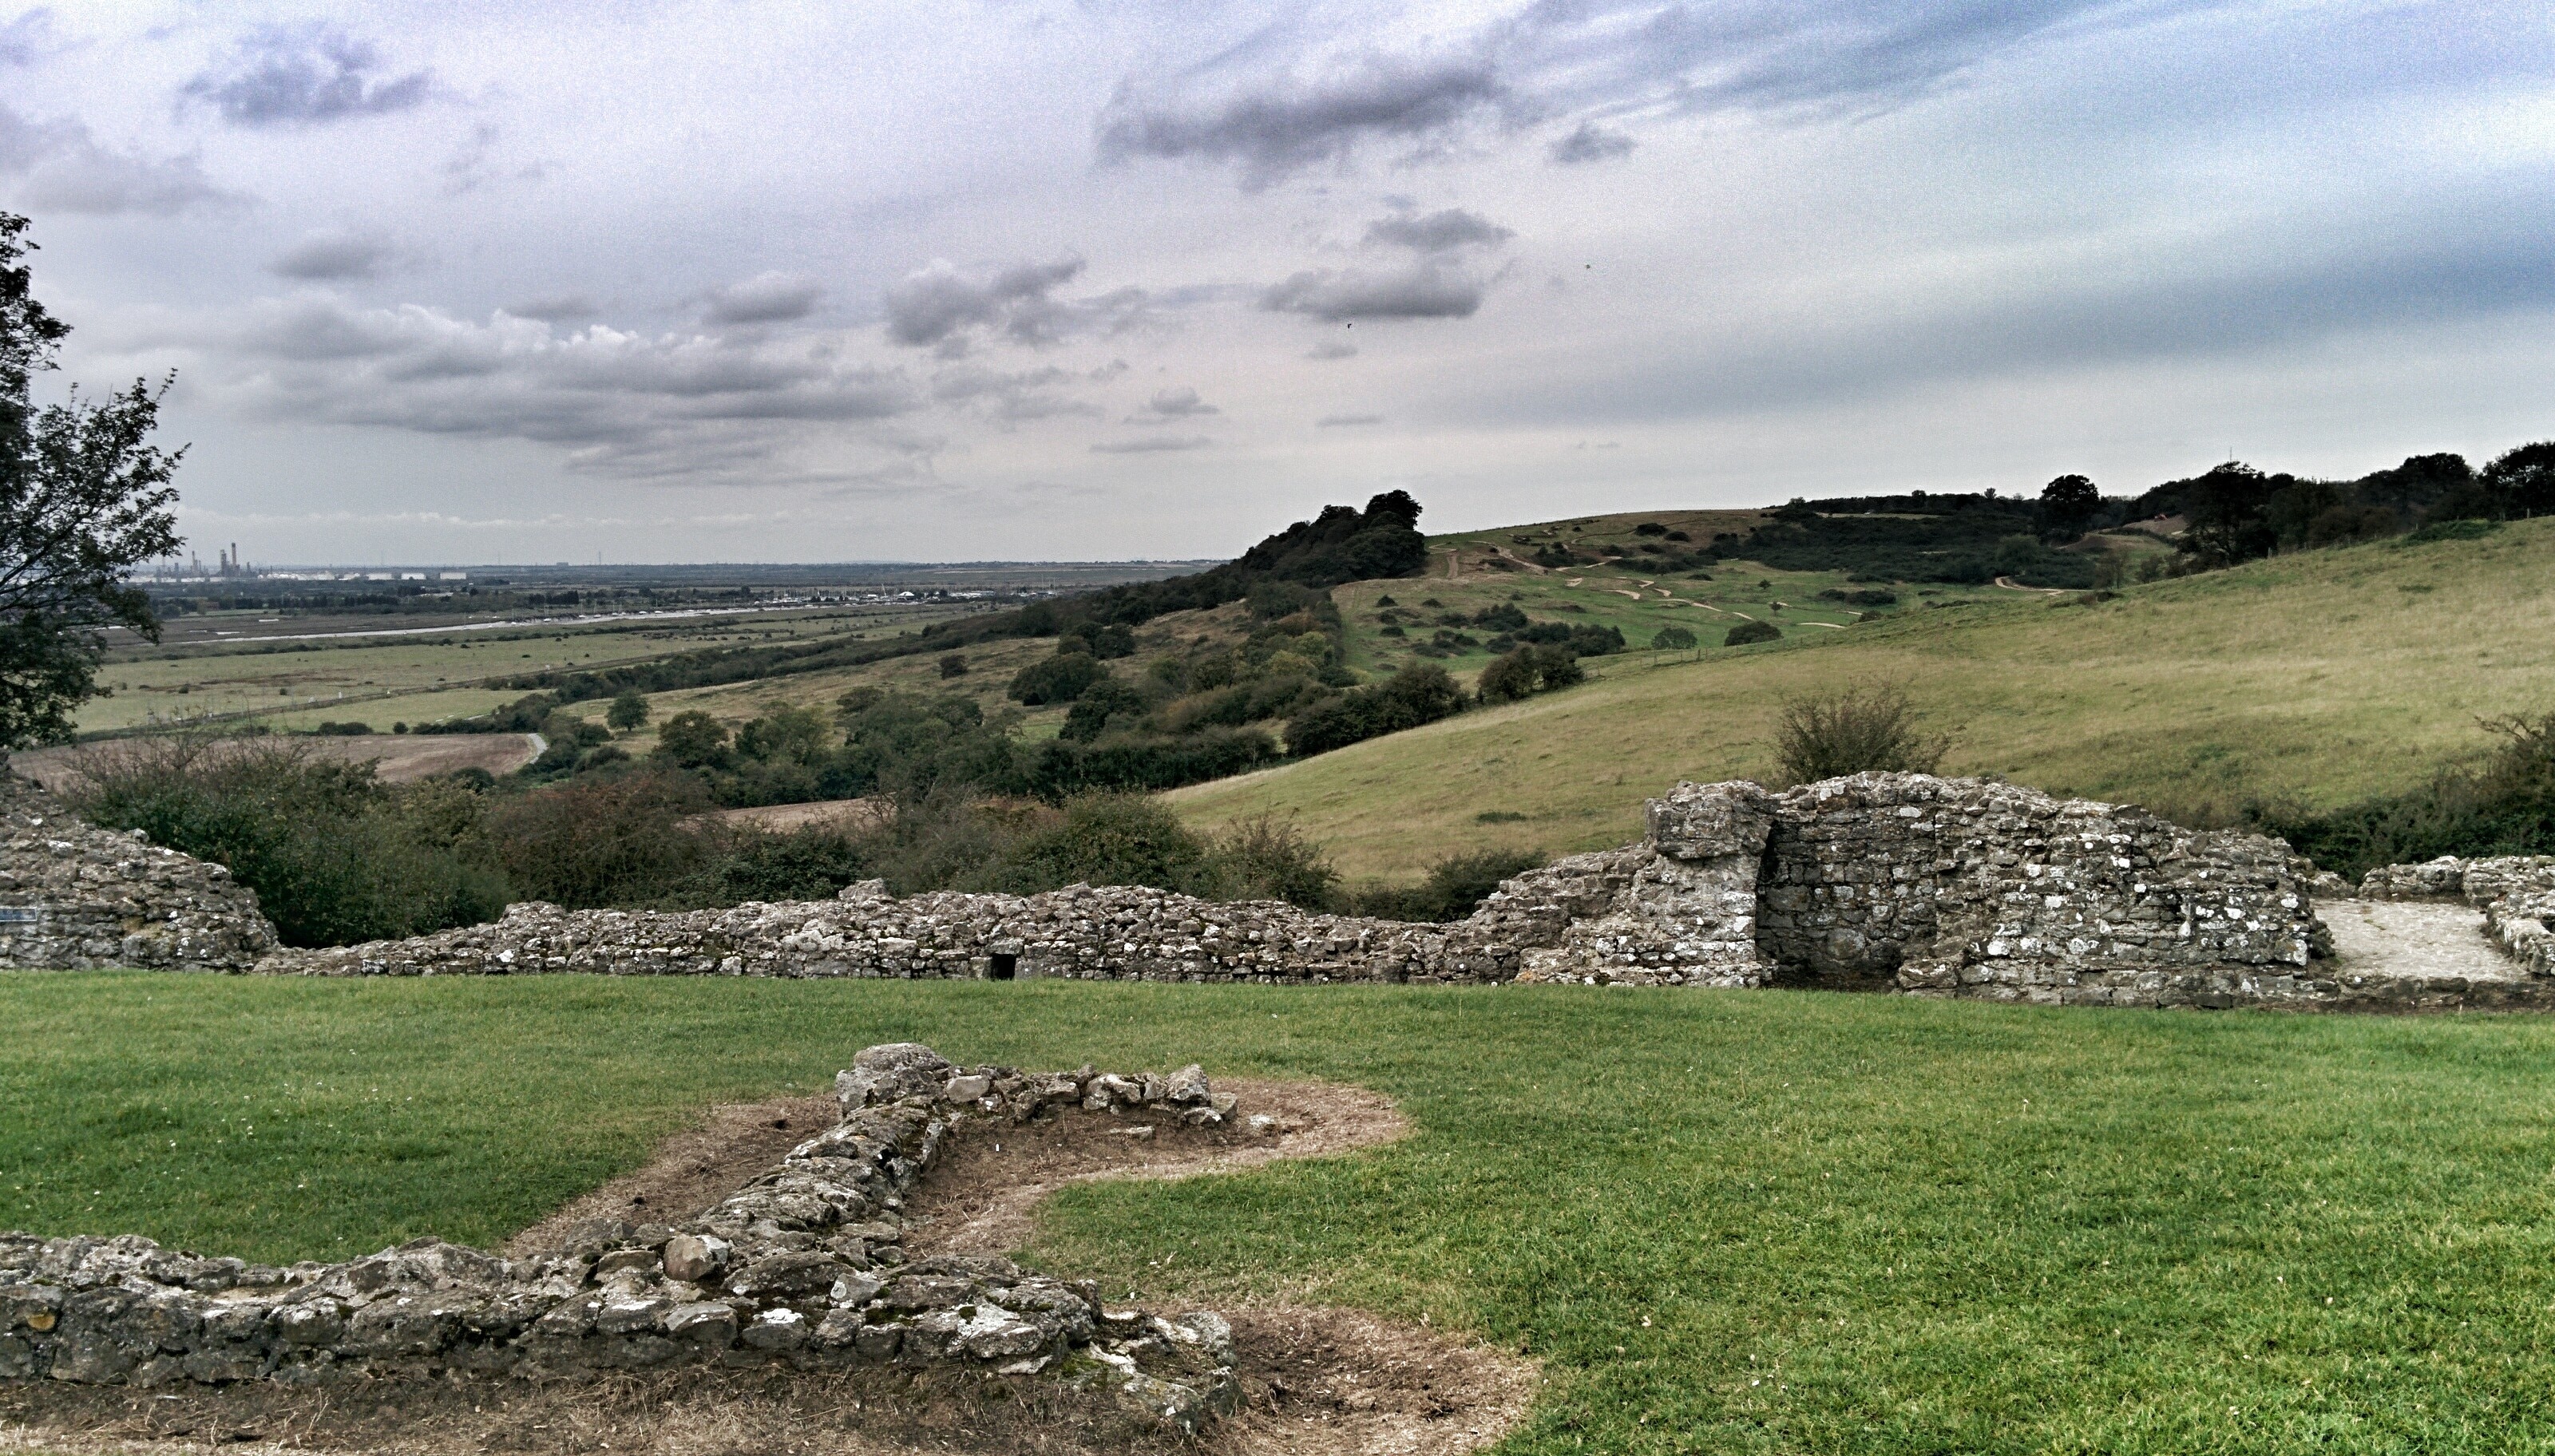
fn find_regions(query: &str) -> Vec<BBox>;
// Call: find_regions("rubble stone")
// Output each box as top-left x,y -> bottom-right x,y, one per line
0,1046 -> 1239,1426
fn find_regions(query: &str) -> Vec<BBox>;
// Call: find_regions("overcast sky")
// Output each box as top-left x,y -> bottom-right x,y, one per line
5,1 -> 2549,564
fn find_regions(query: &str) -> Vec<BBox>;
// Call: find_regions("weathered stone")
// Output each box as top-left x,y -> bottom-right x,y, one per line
660,1234 -> 729,1284
0,768 -> 275,971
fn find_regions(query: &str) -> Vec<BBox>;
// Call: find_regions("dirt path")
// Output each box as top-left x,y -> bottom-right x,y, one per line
1992,576 -> 2065,595
10,1082 -> 1534,1456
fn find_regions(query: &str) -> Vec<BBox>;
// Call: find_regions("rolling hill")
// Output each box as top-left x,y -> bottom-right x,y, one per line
1166,517 -> 2555,881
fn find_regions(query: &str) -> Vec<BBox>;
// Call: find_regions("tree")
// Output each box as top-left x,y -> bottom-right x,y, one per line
606,689 -> 650,734
1651,626 -> 1697,651
0,213 -> 184,746
2481,441 -> 2555,519
1724,619 -> 1781,647
653,710 -> 730,767
2038,474 -> 2100,536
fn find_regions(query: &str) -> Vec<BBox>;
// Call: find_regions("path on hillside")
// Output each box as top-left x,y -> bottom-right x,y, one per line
1994,576 -> 2066,595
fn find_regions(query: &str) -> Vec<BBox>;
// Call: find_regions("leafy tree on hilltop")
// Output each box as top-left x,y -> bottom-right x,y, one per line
0,212 -> 184,746
606,690 -> 650,733
2038,474 -> 2100,536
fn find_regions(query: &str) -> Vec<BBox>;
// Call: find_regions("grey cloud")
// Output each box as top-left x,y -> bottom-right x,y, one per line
1140,386 -> 1218,417
1,9 -> 67,68
1091,433 -> 1213,453
1098,0 -> 2189,186
0,105 -> 240,216
884,255 -> 1165,350
1262,259 -> 1484,320
1365,207 -> 1512,253
1548,121 -> 1634,164
1317,413 -> 1383,426
1305,338 -> 1358,360
703,271 -> 825,326
885,255 -> 1083,346
270,231 -> 394,281
200,296 -> 918,479
1095,53 -> 1505,189
183,26 -> 433,129
931,364 -> 1100,421
504,295 -> 600,323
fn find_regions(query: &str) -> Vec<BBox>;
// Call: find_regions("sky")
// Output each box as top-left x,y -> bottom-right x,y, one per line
3,0 -> 2550,564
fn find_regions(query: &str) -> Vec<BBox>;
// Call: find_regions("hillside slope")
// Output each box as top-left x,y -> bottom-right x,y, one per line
1167,519 -> 2555,880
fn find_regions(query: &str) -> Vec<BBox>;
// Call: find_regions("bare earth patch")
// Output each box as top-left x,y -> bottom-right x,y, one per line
4,1081 -> 1534,1456
691,798 -> 893,836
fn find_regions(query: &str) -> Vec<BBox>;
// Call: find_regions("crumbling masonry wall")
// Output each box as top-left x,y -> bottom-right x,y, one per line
12,762 -> 2543,1009
0,763 -> 273,971
0,1044 -> 1246,1431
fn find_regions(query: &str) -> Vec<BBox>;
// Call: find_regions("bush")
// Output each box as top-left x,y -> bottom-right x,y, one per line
1650,626 -> 1698,651
959,793 -> 1210,895
655,710 -> 730,767
1285,663 -> 1467,757
1772,684 -> 1950,786
937,653 -> 969,679
311,721 -> 371,735
1349,848 -> 1546,922
655,826 -> 868,909
1008,651 -> 1106,705
1477,645 -> 1582,703
1196,814 -> 1340,910
2257,709 -> 2555,878
482,771 -> 715,908
69,739 -> 509,948
1724,619 -> 1781,647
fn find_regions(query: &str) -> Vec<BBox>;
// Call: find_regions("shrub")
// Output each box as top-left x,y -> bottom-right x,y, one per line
937,653 -> 969,679
1008,651 -> 1107,705
1285,663 -> 1467,757
655,710 -> 730,767
482,770 -> 715,908
1772,684 -> 1951,786
1349,847 -> 1546,922
1196,814 -> 1340,910
1650,626 -> 1698,651
1477,645 -> 1582,703
1724,619 -> 1781,647
655,826 -> 869,909
311,721 -> 371,735
1634,521 -> 1667,536
1059,676 -> 1149,743
606,690 -> 650,733
2257,708 -> 2555,878
69,738 -> 509,948
961,793 -> 1209,895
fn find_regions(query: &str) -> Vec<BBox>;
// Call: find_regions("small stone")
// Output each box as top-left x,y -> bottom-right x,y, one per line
662,1302 -> 739,1347
942,1074 -> 992,1102
661,1234 -> 730,1284
1164,1065 -> 1211,1105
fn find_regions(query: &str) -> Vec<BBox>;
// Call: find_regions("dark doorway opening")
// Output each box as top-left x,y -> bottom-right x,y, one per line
988,953 -> 1018,981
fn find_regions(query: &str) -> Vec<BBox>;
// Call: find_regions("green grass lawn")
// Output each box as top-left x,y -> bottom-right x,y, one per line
1172,519 -> 2555,880
10,973 -> 2555,1453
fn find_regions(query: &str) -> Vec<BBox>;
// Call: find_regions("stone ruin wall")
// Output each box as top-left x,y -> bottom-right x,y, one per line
1,1043 -> 1248,1432
5,759 -> 2551,1010
0,766 -> 272,972
2359,853 -> 2555,979
246,773 -> 2348,1007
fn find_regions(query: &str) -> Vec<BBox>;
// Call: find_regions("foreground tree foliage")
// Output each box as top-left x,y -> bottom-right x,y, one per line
0,214 -> 184,746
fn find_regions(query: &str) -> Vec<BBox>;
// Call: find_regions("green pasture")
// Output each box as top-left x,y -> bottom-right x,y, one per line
1172,519 -> 2555,880
8,974 -> 2555,1453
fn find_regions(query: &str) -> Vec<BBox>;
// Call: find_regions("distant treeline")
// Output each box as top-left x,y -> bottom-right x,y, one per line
440,490 -> 1433,740
1691,438 -> 2553,588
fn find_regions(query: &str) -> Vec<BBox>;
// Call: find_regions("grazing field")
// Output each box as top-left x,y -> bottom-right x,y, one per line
9,974 -> 2555,1453
1171,519 -> 2555,880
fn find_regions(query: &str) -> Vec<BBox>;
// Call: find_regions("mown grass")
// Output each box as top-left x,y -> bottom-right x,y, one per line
1171,520 -> 2555,880
10,973 -> 2555,1453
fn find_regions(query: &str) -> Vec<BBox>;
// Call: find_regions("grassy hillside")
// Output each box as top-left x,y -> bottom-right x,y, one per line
13,974 -> 2555,1454
1169,519 -> 2555,880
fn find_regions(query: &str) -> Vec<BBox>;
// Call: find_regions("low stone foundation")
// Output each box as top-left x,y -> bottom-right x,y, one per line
6,762 -> 2548,1011
2359,854 -> 2555,979
0,1044 -> 1246,1431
